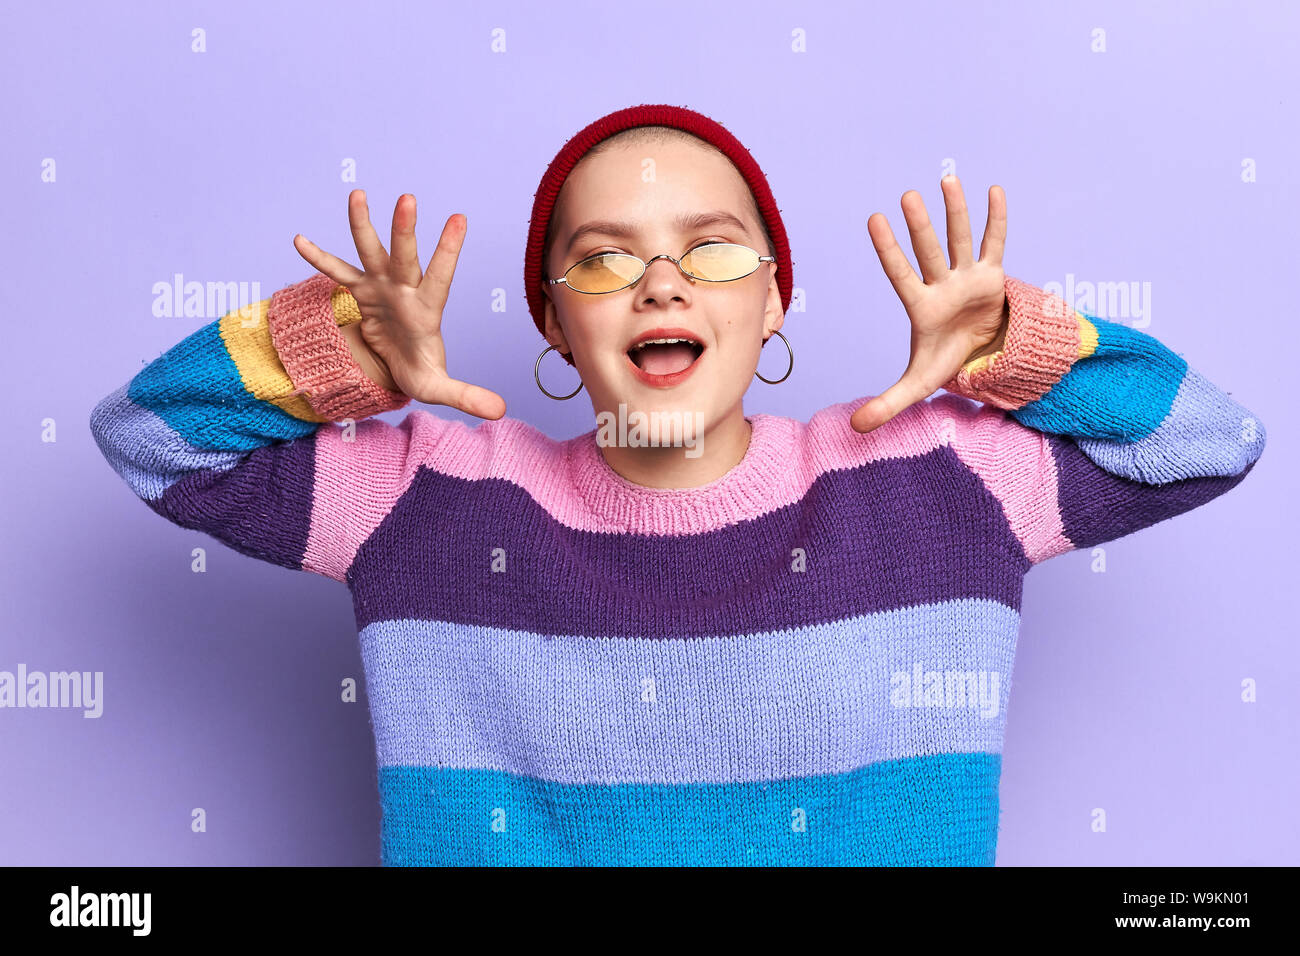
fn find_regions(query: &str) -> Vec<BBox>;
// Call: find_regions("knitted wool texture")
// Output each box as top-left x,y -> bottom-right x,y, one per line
91,272 -> 1265,865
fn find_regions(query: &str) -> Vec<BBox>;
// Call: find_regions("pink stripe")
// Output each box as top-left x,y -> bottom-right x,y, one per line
304,395 -> 1069,576
304,416 -> 429,582
927,393 -> 1072,564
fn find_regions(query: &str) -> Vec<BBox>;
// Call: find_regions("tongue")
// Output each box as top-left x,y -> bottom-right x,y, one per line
636,343 -> 697,375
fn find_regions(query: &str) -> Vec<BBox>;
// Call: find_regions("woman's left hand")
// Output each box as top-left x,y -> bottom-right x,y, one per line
850,175 -> 1010,434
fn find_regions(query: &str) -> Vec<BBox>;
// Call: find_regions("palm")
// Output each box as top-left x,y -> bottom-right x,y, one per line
292,190 -> 506,420
851,176 -> 1008,433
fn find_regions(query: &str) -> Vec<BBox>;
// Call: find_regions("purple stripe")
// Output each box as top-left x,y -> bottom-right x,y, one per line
349,445 -> 1028,635
1049,433 -> 1258,551
153,434 -> 319,572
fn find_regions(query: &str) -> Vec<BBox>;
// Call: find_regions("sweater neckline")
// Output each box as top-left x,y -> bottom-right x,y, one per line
564,412 -> 791,535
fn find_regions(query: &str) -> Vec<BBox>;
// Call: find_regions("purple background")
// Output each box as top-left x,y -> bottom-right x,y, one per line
3,0 -> 1296,865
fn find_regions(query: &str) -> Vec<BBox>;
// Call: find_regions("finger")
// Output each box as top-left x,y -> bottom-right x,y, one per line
389,194 -> 423,287
978,185 -> 1007,267
423,374 -> 507,421
900,190 -> 949,283
417,214 -> 468,315
849,372 -> 933,434
292,234 -> 364,286
941,175 -> 974,268
347,189 -> 390,276
867,213 -> 924,311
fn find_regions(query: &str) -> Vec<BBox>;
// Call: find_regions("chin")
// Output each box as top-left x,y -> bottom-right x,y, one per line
591,390 -> 714,446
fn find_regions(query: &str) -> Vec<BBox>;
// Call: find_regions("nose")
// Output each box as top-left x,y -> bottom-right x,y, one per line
637,254 -> 693,305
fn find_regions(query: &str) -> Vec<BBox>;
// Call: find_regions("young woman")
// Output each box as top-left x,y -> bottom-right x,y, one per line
90,104 -> 1266,866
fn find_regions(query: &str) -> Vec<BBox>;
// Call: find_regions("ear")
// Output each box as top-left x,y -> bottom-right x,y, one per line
542,291 -> 571,355
762,262 -> 784,338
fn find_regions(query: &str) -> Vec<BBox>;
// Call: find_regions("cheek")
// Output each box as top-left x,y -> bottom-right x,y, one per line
563,309 -> 624,362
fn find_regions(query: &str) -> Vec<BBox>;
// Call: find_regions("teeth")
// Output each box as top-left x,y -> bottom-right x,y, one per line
630,337 -> 700,351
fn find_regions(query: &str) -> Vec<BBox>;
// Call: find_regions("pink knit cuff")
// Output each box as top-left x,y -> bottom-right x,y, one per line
941,275 -> 1081,411
266,272 -> 410,421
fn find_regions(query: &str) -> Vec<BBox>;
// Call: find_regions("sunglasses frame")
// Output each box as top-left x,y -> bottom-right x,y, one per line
547,242 -> 777,295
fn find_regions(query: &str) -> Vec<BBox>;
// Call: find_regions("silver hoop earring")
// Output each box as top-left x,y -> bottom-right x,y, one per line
535,344 -> 584,400
754,330 -> 793,384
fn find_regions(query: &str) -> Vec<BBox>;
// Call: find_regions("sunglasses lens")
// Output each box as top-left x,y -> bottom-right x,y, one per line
681,243 -> 759,281
562,244 -> 762,292
566,254 -> 643,293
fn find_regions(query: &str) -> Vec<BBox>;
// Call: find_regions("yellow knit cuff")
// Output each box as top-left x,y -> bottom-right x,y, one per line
331,285 -> 364,326
962,350 -> 997,376
1077,313 -> 1099,359
218,297 -> 329,423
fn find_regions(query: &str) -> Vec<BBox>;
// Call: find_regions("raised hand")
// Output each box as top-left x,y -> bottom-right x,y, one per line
293,190 -> 506,420
850,175 -> 1009,434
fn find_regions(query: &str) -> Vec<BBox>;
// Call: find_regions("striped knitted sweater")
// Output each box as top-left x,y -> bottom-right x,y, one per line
89,271 -> 1265,866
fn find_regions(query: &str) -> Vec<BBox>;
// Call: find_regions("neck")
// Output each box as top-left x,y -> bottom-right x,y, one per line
593,403 -> 753,490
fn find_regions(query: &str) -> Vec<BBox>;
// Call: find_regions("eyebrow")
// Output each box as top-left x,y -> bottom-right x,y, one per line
565,210 -> 752,253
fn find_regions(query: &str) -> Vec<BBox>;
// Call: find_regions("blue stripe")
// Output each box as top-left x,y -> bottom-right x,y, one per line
1011,315 -> 1187,442
359,600 -> 1019,784
377,751 -> 1002,866
128,319 -> 315,451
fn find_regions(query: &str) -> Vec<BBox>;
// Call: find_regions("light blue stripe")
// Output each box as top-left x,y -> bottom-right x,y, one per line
128,319 -> 315,451
89,383 -> 247,501
378,752 -> 1002,865
359,599 -> 1019,785
1011,315 -> 1187,441
1075,366 -> 1266,482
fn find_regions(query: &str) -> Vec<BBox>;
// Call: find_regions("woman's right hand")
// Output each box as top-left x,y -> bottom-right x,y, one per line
293,189 -> 506,420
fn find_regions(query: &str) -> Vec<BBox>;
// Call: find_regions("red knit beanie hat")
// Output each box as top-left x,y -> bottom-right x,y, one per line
524,104 -> 793,367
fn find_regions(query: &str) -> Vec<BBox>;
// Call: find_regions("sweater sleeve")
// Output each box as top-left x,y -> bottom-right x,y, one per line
89,271 -> 432,583
933,275 -> 1265,566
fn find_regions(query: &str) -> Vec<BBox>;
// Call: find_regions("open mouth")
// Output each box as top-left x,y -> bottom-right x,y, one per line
626,337 -> 705,376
